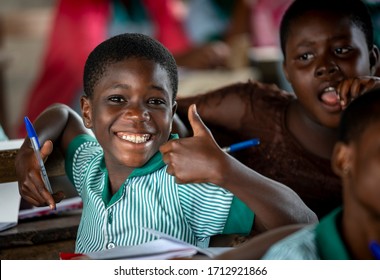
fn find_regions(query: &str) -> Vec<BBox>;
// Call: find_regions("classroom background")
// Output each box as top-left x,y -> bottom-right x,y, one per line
0,0 -> 292,139
1,0 -> 56,138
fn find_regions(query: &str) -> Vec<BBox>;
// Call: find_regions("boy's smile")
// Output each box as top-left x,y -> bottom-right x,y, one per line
82,57 -> 176,179
116,132 -> 151,143
284,10 -> 375,128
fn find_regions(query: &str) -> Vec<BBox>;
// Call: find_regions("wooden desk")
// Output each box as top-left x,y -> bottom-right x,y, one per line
0,140 -> 80,260
0,210 -> 81,260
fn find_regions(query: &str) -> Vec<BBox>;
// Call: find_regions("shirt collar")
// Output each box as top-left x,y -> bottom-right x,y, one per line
315,207 -> 351,259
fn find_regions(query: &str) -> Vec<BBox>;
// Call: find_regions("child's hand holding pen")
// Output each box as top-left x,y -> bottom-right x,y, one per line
160,104 -> 259,185
15,118 -> 65,210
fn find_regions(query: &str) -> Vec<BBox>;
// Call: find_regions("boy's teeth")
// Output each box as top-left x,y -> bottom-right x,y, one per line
324,87 -> 336,92
120,134 -> 150,143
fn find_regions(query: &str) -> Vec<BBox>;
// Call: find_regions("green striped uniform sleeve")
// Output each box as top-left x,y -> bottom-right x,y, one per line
65,134 -> 96,184
223,196 -> 255,235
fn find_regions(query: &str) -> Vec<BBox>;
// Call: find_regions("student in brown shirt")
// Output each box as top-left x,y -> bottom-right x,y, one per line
162,0 -> 380,221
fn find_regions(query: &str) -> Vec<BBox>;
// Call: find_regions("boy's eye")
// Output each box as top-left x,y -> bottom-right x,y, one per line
108,96 -> 125,103
335,47 -> 351,55
298,53 -> 314,61
148,98 -> 166,106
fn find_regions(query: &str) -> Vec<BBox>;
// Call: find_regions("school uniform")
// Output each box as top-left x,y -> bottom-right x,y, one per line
262,207 -> 351,260
65,134 -> 254,253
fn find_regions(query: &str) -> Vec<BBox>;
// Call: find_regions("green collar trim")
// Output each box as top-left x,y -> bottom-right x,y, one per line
101,134 -> 179,207
315,207 -> 351,260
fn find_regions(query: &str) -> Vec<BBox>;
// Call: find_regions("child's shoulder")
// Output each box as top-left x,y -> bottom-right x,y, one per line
212,80 -> 295,104
67,134 -> 99,155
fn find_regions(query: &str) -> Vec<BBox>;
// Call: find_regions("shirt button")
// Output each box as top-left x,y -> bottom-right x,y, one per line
107,242 -> 115,249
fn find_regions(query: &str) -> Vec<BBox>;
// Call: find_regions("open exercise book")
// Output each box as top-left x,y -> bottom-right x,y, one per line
60,228 -> 232,260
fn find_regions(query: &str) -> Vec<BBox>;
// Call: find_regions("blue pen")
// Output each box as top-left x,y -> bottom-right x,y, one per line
222,138 -> 260,153
369,241 -> 380,260
24,116 -> 53,194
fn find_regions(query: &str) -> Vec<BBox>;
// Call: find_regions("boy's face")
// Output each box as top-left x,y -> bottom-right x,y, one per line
283,11 -> 376,128
339,121 -> 380,215
82,57 -> 176,170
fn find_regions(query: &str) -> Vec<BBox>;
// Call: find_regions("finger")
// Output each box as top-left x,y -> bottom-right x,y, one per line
52,191 -> 66,204
27,169 -> 56,209
40,140 -> 53,162
22,171 -> 47,202
349,79 -> 363,100
160,137 -> 179,155
188,104 -> 211,137
20,180 -> 49,207
40,187 -> 56,210
22,194 -> 44,207
337,80 -> 352,107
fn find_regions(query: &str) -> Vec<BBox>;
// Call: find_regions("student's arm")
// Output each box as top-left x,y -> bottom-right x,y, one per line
215,224 -> 308,260
160,105 -> 318,233
15,103 -> 89,209
174,81 -> 271,138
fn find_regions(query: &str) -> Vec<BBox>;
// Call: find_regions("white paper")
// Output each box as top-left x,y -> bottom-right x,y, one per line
83,228 -> 233,260
0,182 -> 21,231
142,227 -> 233,258
18,196 -> 82,220
86,238 -> 198,260
0,139 -> 23,151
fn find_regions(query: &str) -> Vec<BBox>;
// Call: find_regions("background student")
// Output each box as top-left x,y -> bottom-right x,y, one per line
15,33 -> 315,253
261,88 -> 380,259
170,0 -> 380,221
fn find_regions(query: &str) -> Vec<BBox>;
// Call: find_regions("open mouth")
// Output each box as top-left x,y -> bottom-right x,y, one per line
116,132 -> 151,144
320,86 -> 340,106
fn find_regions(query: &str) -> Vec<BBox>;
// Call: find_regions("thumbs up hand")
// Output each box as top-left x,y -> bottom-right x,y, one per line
160,104 -> 228,185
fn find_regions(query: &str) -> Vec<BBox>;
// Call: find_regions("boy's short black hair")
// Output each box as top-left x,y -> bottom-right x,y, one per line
83,33 -> 178,100
280,0 -> 374,59
339,89 -> 380,143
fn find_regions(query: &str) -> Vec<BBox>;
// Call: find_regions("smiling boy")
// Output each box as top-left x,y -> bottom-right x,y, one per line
15,33 -> 255,253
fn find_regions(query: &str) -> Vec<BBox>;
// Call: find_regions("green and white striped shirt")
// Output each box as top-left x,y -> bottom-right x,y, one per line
66,134 -> 254,253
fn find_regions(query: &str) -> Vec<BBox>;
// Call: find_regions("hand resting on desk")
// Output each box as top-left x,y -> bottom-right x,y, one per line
15,139 -> 65,210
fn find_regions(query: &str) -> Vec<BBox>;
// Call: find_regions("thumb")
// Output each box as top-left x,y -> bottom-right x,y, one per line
188,104 -> 211,137
40,140 -> 53,162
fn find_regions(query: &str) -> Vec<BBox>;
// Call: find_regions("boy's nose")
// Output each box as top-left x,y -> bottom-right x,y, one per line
315,60 -> 340,78
124,105 -> 151,122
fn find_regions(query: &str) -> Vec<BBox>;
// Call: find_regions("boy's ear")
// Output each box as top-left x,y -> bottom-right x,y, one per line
172,101 -> 178,116
331,142 -> 352,177
81,96 -> 93,128
369,45 -> 380,75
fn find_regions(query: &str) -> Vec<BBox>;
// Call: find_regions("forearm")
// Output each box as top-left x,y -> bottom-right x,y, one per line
217,154 -> 318,231
29,103 -> 87,152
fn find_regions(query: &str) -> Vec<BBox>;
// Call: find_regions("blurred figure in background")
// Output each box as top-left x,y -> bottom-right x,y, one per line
16,0 -> 251,137
249,0 -> 292,48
